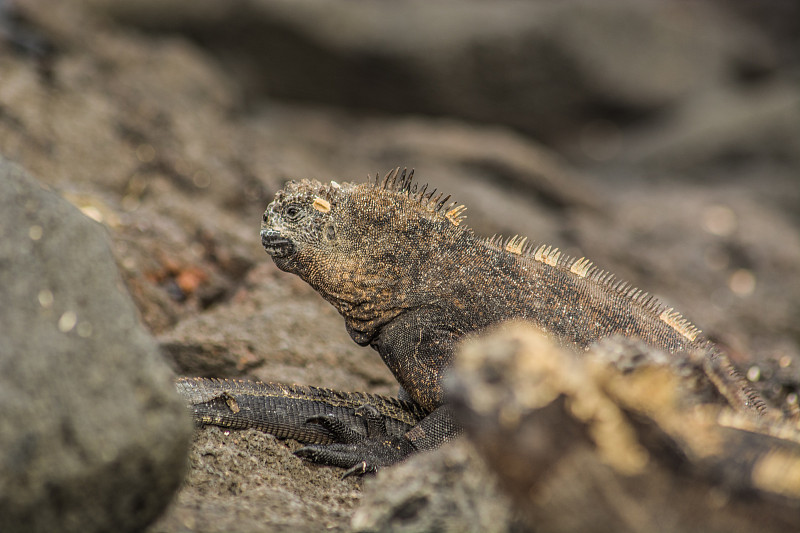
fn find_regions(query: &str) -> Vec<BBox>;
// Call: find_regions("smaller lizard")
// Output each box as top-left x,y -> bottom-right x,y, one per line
179,168 -> 770,475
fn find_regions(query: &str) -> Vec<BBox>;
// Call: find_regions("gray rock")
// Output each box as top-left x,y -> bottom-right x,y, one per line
352,440 -> 516,533
0,158 -> 192,533
150,428 -> 363,533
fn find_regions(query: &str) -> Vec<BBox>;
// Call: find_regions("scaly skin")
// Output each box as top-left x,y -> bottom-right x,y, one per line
257,168 -> 768,472
175,377 -> 425,443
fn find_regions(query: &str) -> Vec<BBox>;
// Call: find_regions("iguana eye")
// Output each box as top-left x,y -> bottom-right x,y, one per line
284,204 -> 303,221
324,224 -> 336,241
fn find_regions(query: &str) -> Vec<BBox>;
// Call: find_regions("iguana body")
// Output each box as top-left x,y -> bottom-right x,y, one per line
247,168 -> 767,472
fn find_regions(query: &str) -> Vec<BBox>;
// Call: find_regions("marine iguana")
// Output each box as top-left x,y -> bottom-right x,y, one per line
179,168 -> 768,476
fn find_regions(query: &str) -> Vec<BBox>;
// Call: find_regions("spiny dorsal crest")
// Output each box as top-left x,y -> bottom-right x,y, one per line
368,169 -> 703,344
569,257 -> 593,277
372,168 -> 467,226
659,308 -> 701,342
484,235 -> 703,343
445,204 -> 468,226
533,244 -> 562,267
504,235 -> 530,255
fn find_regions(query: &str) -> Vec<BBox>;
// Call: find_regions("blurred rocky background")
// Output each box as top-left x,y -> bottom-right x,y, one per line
1,0 -> 798,531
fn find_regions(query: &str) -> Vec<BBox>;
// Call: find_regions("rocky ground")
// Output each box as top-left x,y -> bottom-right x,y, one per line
1,0 -> 798,531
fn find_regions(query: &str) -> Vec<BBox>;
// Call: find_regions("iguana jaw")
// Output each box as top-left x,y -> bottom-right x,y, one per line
261,229 -> 295,258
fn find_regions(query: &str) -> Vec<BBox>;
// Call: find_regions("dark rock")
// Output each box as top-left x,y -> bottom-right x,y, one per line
352,440 -> 516,533
90,0 -> 773,146
0,159 -> 192,533
447,324 -> 800,533
612,83 -> 800,172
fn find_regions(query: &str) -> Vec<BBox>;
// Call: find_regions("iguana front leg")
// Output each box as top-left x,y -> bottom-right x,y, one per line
295,404 -> 416,476
295,310 -> 465,473
295,404 -> 461,476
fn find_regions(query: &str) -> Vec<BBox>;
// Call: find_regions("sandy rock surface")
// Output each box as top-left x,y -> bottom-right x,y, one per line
1,0 -> 798,531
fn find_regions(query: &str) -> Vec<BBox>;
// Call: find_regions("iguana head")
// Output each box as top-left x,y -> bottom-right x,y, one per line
260,178 -> 346,268
262,169 -> 464,271
260,169 -> 467,335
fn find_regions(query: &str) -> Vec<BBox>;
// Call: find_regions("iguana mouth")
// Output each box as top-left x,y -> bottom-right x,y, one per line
261,230 -> 295,258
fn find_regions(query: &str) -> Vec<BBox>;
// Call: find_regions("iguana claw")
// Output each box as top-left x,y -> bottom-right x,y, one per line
294,404 -> 415,476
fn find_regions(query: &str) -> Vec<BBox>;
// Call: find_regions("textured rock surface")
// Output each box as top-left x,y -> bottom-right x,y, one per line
351,440 -> 517,533
448,325 -> 800,533
149,428 -> 363,533
0,159 -> 192,533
